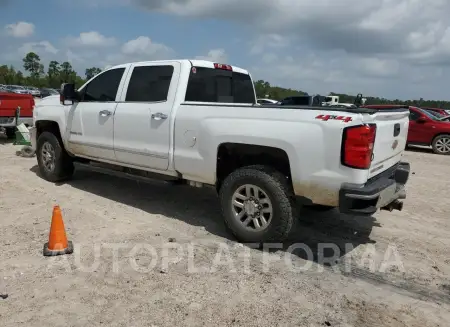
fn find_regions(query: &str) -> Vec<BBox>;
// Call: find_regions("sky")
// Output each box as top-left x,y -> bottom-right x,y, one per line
1,0 -> 450,100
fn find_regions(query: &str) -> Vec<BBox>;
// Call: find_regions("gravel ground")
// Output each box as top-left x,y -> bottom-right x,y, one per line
0,137 -> 449,327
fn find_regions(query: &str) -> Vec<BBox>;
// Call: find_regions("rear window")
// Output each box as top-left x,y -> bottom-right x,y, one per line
185,67 -> 255,104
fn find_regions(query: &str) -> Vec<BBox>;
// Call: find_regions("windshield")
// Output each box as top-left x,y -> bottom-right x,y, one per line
324,96 -> 333,102
418,108 -> 441,121
423,109 -> 443,118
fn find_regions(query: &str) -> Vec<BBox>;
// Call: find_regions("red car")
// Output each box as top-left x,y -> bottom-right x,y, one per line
363,105 -> 450,155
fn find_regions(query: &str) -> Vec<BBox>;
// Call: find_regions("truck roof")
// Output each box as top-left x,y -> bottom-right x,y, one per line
107,59 -> 250,75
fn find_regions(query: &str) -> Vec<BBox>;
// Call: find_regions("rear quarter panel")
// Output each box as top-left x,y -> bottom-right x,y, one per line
173,105 -> 369,206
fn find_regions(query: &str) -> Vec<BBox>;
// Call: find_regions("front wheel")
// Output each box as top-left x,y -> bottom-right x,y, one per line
36,131 -> 74,182
219,166 -> 295,243
432,134 -> 450,155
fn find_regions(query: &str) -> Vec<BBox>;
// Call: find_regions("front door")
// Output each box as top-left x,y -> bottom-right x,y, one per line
113,62 -> 180,170
67,67 -> 127,161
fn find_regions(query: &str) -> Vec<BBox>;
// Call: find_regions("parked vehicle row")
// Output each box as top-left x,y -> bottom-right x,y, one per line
0,84 -> 59,98
30,59 -> 410,243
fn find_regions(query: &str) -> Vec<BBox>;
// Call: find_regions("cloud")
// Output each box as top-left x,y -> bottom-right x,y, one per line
121,36 -> 171,56
249,34 -> 290,55
195,49 -> 227,62
65,31 -> 117,47
129,0 -> 450,65
100,36 -> 174,67
4,21 -> 35,38
18,41 -> 58,55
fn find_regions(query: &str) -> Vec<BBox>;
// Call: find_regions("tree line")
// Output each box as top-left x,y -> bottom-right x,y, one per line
0,52 -> 102,89
1,52 -> 449,108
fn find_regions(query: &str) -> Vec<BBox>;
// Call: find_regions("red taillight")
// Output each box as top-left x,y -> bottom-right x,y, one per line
214,63 -> 232,71
341,124 -> 376,169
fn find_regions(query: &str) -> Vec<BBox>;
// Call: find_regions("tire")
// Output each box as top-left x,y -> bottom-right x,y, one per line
219,165 -> 295,243
36,131 -> 74,182
432,134 -> 450,155
5,127 -> 16,139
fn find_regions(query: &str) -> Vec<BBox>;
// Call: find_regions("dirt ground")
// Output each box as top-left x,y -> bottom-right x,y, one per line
0,136 -> 449,327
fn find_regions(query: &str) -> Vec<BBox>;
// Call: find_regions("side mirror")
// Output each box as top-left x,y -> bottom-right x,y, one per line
417,117 -> 427,123
60,83 -> 77,105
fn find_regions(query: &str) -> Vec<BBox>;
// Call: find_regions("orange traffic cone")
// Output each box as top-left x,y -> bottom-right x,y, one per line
43,205 -> 73,256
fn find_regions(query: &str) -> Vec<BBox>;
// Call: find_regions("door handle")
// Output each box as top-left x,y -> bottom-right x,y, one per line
151,112 -> 167,120
99,110 -> 112,117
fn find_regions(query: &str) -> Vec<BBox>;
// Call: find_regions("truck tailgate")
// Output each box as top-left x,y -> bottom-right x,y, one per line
365,110 -> 410,179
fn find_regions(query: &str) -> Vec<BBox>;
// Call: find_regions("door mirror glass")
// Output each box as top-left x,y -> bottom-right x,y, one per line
60,83 -> 77,105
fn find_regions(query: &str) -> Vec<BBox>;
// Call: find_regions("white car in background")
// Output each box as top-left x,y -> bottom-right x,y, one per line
257,98 -> 279,104
26,86 -> 41,97
8,85 -> 29,94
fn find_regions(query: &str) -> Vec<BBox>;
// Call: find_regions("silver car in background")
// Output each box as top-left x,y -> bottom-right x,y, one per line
26,86 -> 41,97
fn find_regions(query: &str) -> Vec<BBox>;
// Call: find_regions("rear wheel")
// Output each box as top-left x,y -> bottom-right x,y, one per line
432,134 -> 450,155
36,131 -> 74,182
219,165 -> 295,243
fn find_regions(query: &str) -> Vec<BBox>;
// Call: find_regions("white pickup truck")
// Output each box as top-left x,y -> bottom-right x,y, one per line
30,59 -> 410,243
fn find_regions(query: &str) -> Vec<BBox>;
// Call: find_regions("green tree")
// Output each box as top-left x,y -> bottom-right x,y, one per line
15,71 -> 24,85
85,67 -> 102,80
47,61 -> 60,77
22,52 -> 42,78
0,65 -> 9,84
60,61 -> 76,83
47,61 -> 61,88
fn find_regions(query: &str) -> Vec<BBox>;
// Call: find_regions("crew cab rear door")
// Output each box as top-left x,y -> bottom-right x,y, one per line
363,108 -> 410,178
113,61 -> 181,170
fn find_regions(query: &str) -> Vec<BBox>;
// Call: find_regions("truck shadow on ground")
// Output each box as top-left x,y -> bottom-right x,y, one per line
0,134 -> 14,145
30,165 -> 378,266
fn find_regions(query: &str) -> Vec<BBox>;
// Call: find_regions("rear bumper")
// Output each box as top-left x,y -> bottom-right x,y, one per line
339,162 -> 410,215
0,117 -> 33,127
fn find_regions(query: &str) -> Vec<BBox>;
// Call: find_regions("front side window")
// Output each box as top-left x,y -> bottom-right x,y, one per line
81,68 -> 125,102
125,65 -> 174,102
409,110 -> 421,121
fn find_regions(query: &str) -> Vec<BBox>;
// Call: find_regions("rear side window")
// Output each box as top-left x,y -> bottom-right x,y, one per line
126,65 -> 174,102
185,67 -> 255,103
81,68 -> 125,102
